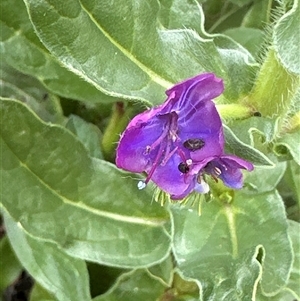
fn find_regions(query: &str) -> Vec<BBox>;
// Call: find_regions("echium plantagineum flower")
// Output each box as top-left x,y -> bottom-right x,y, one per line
116,73 -> 253,200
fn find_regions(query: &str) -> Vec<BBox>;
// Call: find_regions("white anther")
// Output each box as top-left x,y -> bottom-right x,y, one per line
186,159 -> 193,166
144,146 -> 151,154
201,181 -> 210,194
214,167 -> 222,176
171,133 -> 177,142
137,181 -> 147,190
195,179 -> 210,194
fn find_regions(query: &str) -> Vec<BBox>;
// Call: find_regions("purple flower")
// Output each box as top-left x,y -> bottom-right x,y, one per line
202,155 -> 254,189
116,73 -> 253,199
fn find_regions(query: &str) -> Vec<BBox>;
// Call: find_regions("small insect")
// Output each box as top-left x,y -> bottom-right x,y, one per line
183,138 -> 205,151
178,162 -> 190,173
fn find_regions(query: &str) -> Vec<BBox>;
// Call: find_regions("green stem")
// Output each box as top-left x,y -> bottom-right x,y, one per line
283,111 -> 300,133
101,102 -> 135,161
247,48 -> 299,118
289,111 -> 300,131
216,103 -> 256,121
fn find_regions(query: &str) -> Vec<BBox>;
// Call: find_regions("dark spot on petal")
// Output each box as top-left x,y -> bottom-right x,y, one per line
253,111 -> 262,117
183,138 -> 205,151
178,162 -> 190,173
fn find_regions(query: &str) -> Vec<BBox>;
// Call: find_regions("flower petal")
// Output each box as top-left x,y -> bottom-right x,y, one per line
164,73 -> 224,113
178,100 -> 224,161
206,155 -> 254,189
150,154 -> 197,199
116,72 -> 253,199
116,114 -> 169,172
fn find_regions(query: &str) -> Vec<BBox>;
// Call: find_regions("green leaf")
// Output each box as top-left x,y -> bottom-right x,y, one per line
273,0 -> 300,74
158,0 -> 202,33
0,62 -> 63,123
88,264 -> 127,298
93,268 -> 167,301
228,117 -> 279,145
0,236 -> 22,293
23,0 -> 258,105
0,99 -> 171,267
274,131 -> 300,165
286,220 -> 300,298
241,0 -> 273,29
171,190 -> 293,298
255,220 -> 300,300
223,124 -> 275,166
204,3 -> 249,33
247,49 -> 298,118
158,1 -> 260,102
227,0 -> 252,6
30,283 -> 57,301
211,34 -> 258,100
3,212 -> 91,301
0,0 -> 115,103
171,273 -> 200,301
285,161 -> 300,205
256,288 -> 298,301
147,255 -> 173,287
223,27 -> 264,58
65,115 -> 103,159
244,162 -> 287,195
278,160 -> 300,219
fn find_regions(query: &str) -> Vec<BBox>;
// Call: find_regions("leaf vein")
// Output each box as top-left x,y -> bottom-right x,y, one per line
2,136 -> 167,227
78,0 -> 172,89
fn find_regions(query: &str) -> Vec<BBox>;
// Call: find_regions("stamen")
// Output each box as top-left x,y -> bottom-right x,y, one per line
144,145 -> 151,155
176,147 -> 188,162
161,146 -> 178,165
196,175 -> 210,193
214,167 -> 222,176
144,141 -> 165,184
141,111 -> 191,186
211,175 -> 219,183
186,159 -> 193,166
146,122 -> 171,152
137,181 -> 147,190
197,173 -> 202,183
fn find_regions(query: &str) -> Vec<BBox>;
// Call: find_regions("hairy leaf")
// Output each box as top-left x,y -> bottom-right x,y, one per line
244,162 -> 286,195
0,99 -> 171,267
286,220 -> 300,298
171,190 -> 292,298
274,0 -> 300,74
0,235 -> 22,293
93,268 -> 168,301
30,283 -> 57,301
0,0 -> 115,103
223,125 -> 274,166
0,63 -> 63,123
255,220 -> 300,300
223,27 -> 264,58
23,0 -> 258,105
65,115 -> 103,159
274,131 -> 300,165
4,212 -> 91,301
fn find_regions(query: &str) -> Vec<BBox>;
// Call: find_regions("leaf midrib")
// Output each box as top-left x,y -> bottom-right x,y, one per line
2,136 -> 168,227
78,0 -> 173,89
